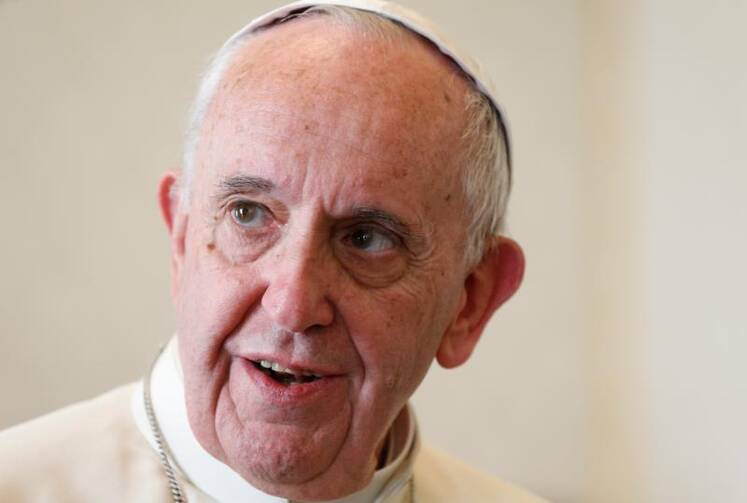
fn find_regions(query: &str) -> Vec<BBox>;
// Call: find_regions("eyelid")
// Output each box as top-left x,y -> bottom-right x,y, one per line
224,197 -> 273,216
224,195 -> 260,207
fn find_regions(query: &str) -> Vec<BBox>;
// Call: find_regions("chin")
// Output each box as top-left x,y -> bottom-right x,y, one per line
226,446 -> 374,502
192,405 -> 374,501
229,438 -> 332,486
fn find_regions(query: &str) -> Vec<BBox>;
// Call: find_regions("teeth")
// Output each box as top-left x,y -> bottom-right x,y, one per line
260,359 -> 311,376
255,359 -> 325,384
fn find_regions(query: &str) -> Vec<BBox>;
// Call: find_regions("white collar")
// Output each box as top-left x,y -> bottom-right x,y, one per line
131,338 -> 417,502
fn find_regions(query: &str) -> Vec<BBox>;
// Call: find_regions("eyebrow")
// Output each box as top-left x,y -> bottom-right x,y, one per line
214,175 -> 275,201
351,206 -> 424,245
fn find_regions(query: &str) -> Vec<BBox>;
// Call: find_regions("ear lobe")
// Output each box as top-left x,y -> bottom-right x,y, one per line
436,236 -> 525,369
158,171 -> 188,297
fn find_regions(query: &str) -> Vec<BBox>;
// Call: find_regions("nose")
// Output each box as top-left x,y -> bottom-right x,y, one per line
260,237 -> 336,333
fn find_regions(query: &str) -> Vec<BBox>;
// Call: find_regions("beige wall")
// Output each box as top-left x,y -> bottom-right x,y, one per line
1,1 -> 745,502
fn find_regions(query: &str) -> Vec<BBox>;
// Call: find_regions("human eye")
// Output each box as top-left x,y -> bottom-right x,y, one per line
230,200 -> 270,229
212,199 -> 278,265
336,223 -> 407,287
347,225 -> 397,253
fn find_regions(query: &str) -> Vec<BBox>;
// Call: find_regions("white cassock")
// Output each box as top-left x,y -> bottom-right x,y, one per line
0,338 -> 547,502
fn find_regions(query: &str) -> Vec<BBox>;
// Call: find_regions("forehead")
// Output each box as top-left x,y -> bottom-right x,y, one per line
195,16 -> 471,212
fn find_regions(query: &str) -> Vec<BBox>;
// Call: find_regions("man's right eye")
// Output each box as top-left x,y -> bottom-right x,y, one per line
230,201 -> 269,229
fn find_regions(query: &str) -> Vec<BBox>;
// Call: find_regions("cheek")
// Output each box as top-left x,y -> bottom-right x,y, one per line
175,239 -> 263,367
385,271 -> 463,380
176,244 -> 265,459
347,281 -> 447,398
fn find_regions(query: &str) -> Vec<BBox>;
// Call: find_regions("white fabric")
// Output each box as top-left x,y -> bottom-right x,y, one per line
131,338 -> 416,503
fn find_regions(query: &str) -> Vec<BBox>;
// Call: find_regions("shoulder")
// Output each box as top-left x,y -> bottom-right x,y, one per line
0,383 -> 140,461
0,383 -> 168,502
412,442 -> 549,503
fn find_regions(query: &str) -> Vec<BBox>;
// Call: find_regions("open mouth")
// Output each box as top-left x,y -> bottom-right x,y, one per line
251,359 -> 322,385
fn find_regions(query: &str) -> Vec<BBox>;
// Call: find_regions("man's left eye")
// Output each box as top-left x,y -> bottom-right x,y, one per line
348,227 -> 396,252
230,201 -> 269,228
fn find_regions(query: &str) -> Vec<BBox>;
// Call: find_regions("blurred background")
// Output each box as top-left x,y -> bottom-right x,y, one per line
1,1 -> 745,501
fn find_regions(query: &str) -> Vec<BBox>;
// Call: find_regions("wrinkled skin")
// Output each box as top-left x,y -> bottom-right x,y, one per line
159,17 -> 524,502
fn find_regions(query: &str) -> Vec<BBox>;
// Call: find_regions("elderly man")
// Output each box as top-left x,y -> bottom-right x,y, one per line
0,1 -> 543,502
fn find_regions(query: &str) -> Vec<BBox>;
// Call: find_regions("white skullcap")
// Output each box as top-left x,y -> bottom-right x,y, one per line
223,0 -> 512,170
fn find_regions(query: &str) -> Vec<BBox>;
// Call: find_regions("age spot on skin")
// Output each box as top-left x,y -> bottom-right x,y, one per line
384,374 -> 396,391
207,242 -> 216,251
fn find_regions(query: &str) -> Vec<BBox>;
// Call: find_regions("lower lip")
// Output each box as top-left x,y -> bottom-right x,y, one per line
236,357 -> 345,405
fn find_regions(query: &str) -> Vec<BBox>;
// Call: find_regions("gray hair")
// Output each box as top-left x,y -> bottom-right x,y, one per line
180,6 -> 511,268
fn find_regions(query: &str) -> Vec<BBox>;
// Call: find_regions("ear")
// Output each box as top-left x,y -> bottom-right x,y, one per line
158,171 -> 188,299
436,236 -> 525,369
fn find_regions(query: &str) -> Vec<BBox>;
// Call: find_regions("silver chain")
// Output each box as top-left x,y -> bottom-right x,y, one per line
144,346 -> 187,503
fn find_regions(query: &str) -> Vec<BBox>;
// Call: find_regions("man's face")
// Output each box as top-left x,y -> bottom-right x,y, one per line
170,19 -> 474,500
